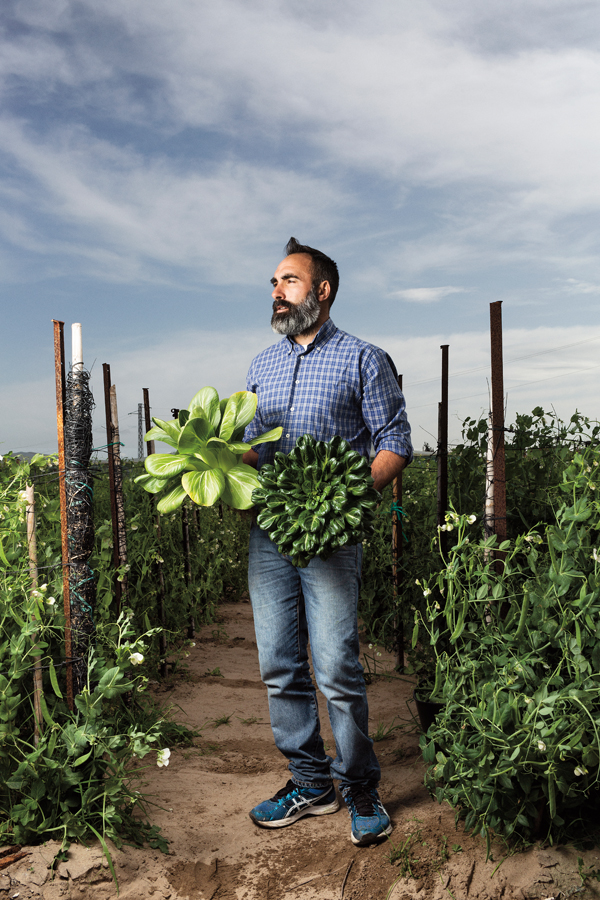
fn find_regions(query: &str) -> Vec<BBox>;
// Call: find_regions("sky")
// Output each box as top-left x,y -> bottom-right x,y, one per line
2,0 -> 600,458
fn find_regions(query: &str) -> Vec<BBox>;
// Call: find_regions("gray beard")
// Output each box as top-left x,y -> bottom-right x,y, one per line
271,288 -> 321,336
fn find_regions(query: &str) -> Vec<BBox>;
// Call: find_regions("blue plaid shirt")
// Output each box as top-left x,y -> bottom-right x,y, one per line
244,318 -> 413,468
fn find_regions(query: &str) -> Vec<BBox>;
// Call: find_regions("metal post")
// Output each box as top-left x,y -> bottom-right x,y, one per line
138,403 -> 144,461
143,389 -> 155,455
110,384 -> 128,609
52,319 -> 74,711
103,364 -> 122,611
490,302 -> 507,566
392,374 -> 404,669
437,345 -> 449,555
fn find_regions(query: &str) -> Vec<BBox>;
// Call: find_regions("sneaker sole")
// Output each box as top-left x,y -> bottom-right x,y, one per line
249,798 -> 340,829
351,821 -> 393,846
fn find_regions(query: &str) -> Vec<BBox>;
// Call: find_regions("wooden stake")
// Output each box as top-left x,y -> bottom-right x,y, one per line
490,302 -> 507,569
25,484 -> 44,745
143,388 -> 167,676
52,319 -> 73,711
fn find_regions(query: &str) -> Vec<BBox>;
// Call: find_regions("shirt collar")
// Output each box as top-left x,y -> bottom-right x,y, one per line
284,318 -> 338,355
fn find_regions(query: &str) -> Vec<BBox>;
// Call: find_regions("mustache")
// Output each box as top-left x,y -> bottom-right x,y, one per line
272,299 -> 293,314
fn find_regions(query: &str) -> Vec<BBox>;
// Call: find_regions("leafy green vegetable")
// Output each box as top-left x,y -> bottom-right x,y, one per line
252,434 -> 380,567
135,388 -> 282,511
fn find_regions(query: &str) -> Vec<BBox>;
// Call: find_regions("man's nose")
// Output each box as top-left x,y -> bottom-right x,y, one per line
272,283 -> 284,300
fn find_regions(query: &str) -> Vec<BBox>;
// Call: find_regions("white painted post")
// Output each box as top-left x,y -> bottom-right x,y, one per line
72,323 -> 83,373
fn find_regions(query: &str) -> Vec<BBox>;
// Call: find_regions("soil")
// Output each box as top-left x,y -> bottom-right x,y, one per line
5,601 -> 600,900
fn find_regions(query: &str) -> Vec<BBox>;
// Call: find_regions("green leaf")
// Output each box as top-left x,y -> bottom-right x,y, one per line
156,484 -> 188,514
215,446 -> 239,473
134,473 -> 171,494
182,469 -> 225,506
145,425 -> 178,450
150,417 -> 181,442
178,417 -> 212,455
194,447 -> 219,468
188,387 -> 221,431
247,427 -> 283,447
221,464 -> 261,510
145,454 -> 189,478
219,392 -> 258,441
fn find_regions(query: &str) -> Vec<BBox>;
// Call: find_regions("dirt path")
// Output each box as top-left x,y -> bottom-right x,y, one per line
7,601 -> 600,899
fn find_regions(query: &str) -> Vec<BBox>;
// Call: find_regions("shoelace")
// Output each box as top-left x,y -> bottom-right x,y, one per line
270,779 -> 299,803
346,787 -> 377,817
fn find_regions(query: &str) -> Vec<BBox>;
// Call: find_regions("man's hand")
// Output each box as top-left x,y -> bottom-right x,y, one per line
243,449 -> 259,469
370,449 -> 407,493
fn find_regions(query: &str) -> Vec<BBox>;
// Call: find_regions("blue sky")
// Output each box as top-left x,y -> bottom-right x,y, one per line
2,0 -> 600,457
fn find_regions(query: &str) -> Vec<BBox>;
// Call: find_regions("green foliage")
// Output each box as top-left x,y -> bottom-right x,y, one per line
415,447 -> 600,845
136,387 -> 282,511
252,434 -> 380,567
0,453 -> 197,855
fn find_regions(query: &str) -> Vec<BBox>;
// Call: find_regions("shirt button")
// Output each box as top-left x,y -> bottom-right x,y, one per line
286,433 -> 290,438
290,407 -> 294,411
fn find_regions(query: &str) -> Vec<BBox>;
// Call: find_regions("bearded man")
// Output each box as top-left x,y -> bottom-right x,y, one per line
242,237 -> 412,846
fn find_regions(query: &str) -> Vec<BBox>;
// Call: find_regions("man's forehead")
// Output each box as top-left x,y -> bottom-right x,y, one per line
273,253 -> 313,279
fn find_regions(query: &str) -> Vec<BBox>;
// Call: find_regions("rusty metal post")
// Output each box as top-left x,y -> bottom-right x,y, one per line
437,345 -> 449,555
392,374 -> 405,669
143,388 -> 155,455
143,388 -> 167,676
26,484 -> 44,745
103,365 -> 122,611
110,385 -> 128,608
490,303 -> 507,565
52,319 -> 74,710
182,504 -> 194,639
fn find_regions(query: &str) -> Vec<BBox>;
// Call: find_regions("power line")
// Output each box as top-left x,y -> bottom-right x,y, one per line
409,360 -> 600,410
406,333 -> 600,388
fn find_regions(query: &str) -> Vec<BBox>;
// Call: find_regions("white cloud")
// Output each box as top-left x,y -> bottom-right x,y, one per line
390,286 -> 464,303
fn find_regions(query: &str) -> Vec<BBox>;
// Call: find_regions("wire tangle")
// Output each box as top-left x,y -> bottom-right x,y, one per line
64,367 -> 96,694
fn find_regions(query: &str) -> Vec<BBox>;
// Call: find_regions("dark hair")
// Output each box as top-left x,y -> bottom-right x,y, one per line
284,237 -> 339,305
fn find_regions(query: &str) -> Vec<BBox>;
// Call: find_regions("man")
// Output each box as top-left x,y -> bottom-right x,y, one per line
242,237 -> 412,846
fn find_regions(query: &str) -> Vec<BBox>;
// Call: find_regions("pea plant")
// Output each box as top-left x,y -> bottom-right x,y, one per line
0,453 -> 170,863
415,447 -> 600,847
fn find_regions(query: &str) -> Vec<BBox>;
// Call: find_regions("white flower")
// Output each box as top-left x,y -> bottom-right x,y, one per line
40,584 -> 48,592
129,652 -> 144,665
524,697 -> 532,704
189,642 -> 196,648
368,643 -> 373,649
446,524 -> 454,532
415,579 -> 421,586
157,748 -> 171,767
423,588 -> 432,597
574,765 -> 588,777
439,524 -> 447,532
537,740 -> 547,752
0,455 -> 3,462
46,597 -> 56,606
467,515 -> 477,524
592,549 -> 600,563
376,652 -> 382,657
31,590 -> 42,599
590,484 -> 596,491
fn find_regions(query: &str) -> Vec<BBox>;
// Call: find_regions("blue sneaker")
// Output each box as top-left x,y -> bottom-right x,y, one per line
342,786 -> 392,845
249,779 -> 339,829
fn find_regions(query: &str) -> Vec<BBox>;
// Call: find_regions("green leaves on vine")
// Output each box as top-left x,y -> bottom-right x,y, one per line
135,387 -> 282,512
252,434 -> 380,567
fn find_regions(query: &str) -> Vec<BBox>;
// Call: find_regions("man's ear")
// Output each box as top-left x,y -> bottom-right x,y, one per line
318,280 -> 331,303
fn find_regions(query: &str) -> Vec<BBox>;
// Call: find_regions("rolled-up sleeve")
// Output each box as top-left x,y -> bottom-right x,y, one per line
361,349 -> 413,465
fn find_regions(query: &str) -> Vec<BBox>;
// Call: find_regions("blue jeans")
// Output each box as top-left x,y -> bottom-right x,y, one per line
248,523 -> 380,792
